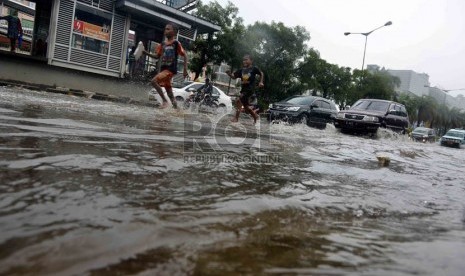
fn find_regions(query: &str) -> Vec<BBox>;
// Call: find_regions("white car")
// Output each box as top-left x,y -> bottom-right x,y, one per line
149,82 -> 233,113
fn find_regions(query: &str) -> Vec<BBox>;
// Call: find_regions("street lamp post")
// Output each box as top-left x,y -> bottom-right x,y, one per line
344,21 -> 392,72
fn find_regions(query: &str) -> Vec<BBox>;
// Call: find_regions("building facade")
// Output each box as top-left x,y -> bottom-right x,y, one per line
1,0 -> 220,79
386,69 -> 430,97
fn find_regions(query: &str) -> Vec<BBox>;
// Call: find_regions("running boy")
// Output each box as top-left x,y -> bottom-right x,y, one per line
143,23 -> 188,109
226,55 -> 264,123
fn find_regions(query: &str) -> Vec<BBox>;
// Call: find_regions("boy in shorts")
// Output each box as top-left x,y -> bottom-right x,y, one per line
226,55 -> 264,123
143,23 -> 188,108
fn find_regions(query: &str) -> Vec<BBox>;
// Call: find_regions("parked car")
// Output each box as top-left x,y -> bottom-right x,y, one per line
149,82 -> 233,113
439,129 -> 465,148
334,99 -> 409,134
268,96 -> 338,128
411,127 -> 436,142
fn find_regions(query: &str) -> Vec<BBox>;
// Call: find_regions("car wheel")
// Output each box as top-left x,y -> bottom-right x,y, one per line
201,102 -> 218,113
298,114 -> 310,126
368,131 -> 378,138
216,104 -> 227,114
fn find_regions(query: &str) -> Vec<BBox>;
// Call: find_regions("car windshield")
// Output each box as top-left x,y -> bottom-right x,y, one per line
351,100 -> 390,112
445,131 -> 465,138
413,128 -> 428,134
285,97 -> 314,105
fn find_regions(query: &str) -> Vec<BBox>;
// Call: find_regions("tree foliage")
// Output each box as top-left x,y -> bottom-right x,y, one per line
190,0 -> 245,79
398,94 -> 465,135
239,22 -> 309,103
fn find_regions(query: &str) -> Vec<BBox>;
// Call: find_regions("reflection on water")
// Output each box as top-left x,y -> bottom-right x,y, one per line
1,86 -> 465,275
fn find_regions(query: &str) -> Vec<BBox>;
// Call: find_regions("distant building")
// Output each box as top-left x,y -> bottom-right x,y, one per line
367,64 -> 465,110
386,69 -> 430,97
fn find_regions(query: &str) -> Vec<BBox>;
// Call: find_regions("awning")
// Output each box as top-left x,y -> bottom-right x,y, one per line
115,0 -> 221,34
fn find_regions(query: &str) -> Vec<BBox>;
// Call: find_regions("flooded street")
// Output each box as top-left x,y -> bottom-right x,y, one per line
1,86 -> 465,275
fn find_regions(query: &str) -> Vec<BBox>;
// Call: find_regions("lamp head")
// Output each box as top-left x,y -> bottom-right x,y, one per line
344,32 -> 351,36
385,21 -> 392,26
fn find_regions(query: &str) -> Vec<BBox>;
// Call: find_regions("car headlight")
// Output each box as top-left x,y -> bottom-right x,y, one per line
362,116 -> 379,122
336,113 -> 345,119
284,106 -> 300,111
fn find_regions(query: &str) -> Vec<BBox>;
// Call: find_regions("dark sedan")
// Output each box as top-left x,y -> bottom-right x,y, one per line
411,127 -> 436,142
334,99 -> 410,134
268,96 -> 338,128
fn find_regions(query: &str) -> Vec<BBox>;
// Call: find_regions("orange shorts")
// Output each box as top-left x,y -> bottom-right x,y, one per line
154,70 -> 174,89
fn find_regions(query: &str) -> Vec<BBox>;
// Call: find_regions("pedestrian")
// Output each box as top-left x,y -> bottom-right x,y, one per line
143,23 -> 188,109
127,46 -> 136,78
226,54 -> 264,124
0,9 -> 23,52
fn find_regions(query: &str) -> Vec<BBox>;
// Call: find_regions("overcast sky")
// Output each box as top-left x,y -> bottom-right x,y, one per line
206,0 -> 465,97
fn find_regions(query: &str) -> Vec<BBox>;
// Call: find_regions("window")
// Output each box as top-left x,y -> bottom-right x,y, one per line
393,104 -> 407,117
320,101 -> 331,109
212,87 -> 221,96
186,84 -> 203,91
353,100 -> 390,112
72,3 -> 111,54
399,105 -> 408,117
286,97 -> 314,105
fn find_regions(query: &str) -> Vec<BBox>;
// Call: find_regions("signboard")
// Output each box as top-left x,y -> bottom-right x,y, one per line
73,20 -> 110,42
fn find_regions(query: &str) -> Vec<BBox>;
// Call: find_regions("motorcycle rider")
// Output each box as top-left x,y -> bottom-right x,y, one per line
197,78 -> 213,98
190,78 -> 213,104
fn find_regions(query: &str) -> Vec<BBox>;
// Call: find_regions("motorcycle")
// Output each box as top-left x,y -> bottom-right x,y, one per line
184,86 -> 219,112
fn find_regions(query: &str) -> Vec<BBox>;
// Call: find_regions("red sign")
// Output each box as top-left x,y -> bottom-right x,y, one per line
73,19 -> 110,42
73,20 -> 84,33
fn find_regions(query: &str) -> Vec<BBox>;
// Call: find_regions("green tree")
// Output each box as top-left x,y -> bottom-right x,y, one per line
237,22 -> 309,103
358,70 -> 398,100
415,96 -> 438,127
434,104 -> 450,135
191,0 -> 245,79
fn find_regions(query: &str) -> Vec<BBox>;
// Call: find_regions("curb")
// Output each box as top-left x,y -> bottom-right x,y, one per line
0,79 -> 159,108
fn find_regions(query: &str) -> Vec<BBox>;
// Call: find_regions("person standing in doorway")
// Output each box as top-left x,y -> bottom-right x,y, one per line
127,46 -> 136,78
0,9 -> 23,52
226,54 -> 264,124
143,23 -> 188,109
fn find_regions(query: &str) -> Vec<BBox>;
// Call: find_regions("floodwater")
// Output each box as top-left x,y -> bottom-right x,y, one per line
0,86 -> 464,276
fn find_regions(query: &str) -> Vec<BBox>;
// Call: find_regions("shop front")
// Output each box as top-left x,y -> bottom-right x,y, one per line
1,0 -> 220,94
46,0 -> 220,79
48,0 -> 127,77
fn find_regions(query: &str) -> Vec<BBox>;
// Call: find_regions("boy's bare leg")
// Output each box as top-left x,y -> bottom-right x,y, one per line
231,99 -> 242,122
165,87 -> 178,109
244,106 -> 259,124
151,78 -> 169,108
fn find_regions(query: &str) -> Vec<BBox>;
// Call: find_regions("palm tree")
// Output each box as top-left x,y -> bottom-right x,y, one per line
449,108 -> 464,129
416,96 -> 438,127
435,104 -> 450,136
